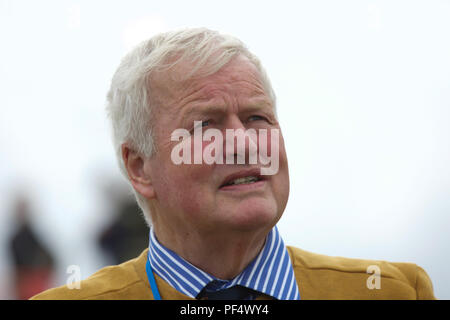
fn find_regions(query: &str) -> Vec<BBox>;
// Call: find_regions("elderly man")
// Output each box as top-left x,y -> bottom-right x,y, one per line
32,28 -> 435,300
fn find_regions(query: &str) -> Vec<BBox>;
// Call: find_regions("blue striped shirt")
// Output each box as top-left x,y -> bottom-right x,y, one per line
148,226 -> 300,300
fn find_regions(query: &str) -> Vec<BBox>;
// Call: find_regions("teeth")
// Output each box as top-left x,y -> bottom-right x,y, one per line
228,176 -> 259,185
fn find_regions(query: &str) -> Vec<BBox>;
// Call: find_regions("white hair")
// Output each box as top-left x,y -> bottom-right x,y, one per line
106,27 -> 277,226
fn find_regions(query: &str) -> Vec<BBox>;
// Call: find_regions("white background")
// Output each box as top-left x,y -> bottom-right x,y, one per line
0,0 -> 449,299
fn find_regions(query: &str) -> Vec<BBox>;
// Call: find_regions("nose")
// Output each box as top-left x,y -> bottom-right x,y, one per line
223,116 -> 258,165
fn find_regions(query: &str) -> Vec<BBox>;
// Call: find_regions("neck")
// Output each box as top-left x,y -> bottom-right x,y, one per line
152,224 -> 270,280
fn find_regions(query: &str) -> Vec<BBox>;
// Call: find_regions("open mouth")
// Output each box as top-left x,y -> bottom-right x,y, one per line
221,175 -> 262,187
219,169 -> 265,189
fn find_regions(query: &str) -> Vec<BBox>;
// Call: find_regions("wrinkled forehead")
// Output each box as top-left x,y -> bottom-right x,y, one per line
148,54 -> 269,108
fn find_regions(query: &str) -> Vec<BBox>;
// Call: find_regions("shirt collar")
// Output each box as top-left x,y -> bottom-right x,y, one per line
148,226 -> 300,300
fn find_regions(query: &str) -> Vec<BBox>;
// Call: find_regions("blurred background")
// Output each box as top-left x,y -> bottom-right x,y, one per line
0,0 -> 449,299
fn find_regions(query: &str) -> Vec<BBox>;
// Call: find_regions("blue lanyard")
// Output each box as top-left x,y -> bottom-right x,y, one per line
146,252 -> 162,300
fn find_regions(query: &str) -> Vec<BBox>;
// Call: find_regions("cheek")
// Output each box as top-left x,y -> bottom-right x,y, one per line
255,126 -> 282,157
273,134 -> 290,204
151,158 -> 215,212
278,135 -> 288,167
170,133 -> 219,164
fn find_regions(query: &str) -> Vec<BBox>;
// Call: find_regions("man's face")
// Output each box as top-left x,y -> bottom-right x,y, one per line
146,55 -> 289,236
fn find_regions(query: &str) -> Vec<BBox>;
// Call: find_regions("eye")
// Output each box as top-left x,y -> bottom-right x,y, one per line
248,115 -> 267,122
191,119 -> 211,133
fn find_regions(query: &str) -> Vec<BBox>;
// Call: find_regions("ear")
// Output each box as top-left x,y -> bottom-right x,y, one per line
122,143 -> 156,200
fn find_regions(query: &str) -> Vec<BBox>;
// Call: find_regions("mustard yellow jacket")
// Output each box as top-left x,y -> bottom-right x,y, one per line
31,246 -> 435,300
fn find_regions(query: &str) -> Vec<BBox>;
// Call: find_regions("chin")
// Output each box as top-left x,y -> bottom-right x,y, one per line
222,199 -> 280,232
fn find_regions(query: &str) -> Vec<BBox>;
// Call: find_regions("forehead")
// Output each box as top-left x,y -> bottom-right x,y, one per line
149,55 -> 270,111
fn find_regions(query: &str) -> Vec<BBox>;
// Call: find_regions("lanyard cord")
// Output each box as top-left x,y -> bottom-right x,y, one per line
146,252 -> 162,300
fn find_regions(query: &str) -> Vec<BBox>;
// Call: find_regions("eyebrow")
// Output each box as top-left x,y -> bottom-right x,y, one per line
182,104 -> 228,121
239,101 -> 273,113
182,99 -> 273,120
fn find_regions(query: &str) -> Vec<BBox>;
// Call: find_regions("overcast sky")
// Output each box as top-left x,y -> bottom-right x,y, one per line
1,0 -> 449,299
